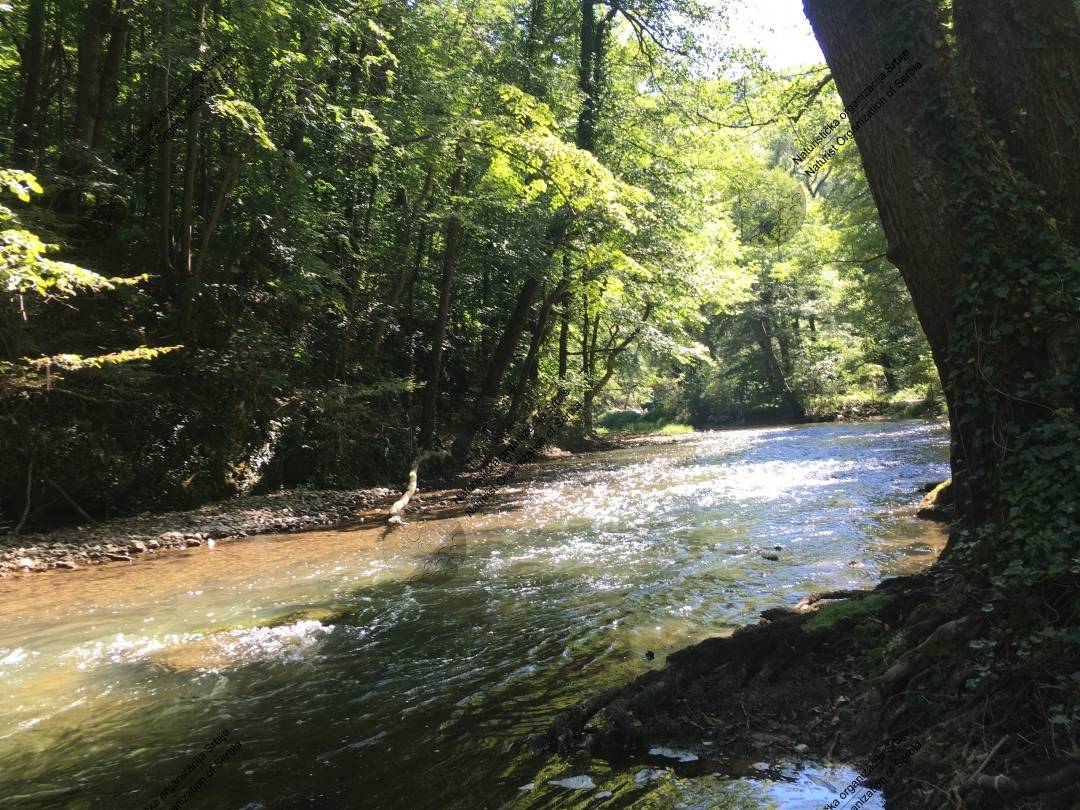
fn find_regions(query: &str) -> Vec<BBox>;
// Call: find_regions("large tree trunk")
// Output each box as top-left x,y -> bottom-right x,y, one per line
418,145 -> 466,451
802,0 -> 1080,567
74,0 -> 110,147
156,0 -> 173,280
451,276 -> 539,461
751,316 -> 805,421
574,0 -> 614,152
369,165 -> 435,359
91,0 -> 131,150
802,0 -> 971,517
12,0 -> 47,167
954,0 -> 1080,247
496,276 -> 569,448
479,278 -> 540,401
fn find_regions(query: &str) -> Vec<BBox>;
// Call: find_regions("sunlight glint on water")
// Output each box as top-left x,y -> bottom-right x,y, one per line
0,421 -> 946,809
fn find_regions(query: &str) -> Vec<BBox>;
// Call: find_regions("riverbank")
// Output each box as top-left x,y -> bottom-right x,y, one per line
0,428 -> 721,580
0,420 -> 959,809
0,486 -> 397,577
0,423 -> 938,579
0,443 -> 580,578
540,560 -> 1080,809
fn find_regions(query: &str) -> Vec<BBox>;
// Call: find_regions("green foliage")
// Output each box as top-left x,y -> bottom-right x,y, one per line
596,409 -> 693,434
0,170 -> 177,401
1,170 -> 141,299
0,0 -> 936,527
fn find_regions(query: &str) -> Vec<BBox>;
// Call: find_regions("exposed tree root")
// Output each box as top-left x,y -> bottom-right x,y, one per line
537,567 -> 1080,810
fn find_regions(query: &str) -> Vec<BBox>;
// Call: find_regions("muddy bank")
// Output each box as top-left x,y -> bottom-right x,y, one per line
540,563 -> 1080,809
0,486 -> 397,577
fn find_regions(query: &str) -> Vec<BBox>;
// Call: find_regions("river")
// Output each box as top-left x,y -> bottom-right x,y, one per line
0,421 -> 949,809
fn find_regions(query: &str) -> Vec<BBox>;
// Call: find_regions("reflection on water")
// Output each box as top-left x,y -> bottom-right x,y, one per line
0,421 -> 947,809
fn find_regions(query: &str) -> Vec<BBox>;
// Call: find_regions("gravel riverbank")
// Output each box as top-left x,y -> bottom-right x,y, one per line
0,487 -> 396,578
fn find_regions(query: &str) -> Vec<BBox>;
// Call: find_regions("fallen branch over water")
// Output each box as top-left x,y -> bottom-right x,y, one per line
387,450 -> 451,523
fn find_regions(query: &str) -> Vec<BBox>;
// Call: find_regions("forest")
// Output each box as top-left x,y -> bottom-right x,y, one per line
0,0 -> 1077,808
0,0 -> 940,526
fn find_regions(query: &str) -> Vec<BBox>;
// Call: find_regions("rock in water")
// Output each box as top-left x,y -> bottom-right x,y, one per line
916,478 -> 954,521
548,775 -> 595,790
634,769 -> 669,785
648,746 -> 699,762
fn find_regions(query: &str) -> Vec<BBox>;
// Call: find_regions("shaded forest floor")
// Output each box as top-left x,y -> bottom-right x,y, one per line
539,562 -> 1080,809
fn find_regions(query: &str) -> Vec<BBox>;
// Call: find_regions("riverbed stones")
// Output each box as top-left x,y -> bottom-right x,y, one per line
634,769 -> 669,785
548,775 -> 595,790
0,486 -> 394,578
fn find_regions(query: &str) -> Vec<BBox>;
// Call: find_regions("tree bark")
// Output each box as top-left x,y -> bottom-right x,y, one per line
418,144 -> 466,451
575,0 -> 615,152
954,0 -> 1080,246
12,0 -> 47,167
156,0 -> 173,280
92,0 -> 131,150
801,0 -> 969,510
452,276 -> 539,460
751,316 -> 805,421
802,0 -> 1080,562
75,0 -> 110,147
478,277 -> 540,402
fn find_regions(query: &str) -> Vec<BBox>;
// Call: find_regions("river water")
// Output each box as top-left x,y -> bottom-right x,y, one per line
0,421 -> 949,809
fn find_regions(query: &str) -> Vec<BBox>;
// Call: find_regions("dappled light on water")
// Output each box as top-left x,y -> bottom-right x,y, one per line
0,422 -> 945,808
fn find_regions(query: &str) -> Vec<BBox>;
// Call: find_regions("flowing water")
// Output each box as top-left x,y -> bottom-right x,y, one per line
0,421 -> 949,809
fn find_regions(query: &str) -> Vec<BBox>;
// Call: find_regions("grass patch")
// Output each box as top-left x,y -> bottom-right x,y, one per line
805,389 -> 946,421
804,593 -> 892,632
597,409 -> 694,435
657,422 -> 693,434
